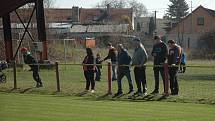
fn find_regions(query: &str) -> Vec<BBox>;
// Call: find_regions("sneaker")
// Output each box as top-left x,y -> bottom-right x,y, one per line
91,90 -> 95,93
36,83 -> 41,88
151,90 -> 159,94
127,90 -> 134,94
133,91 -> 143,96
113,92 -> 123,97
137,92 -> 143,97
84,89 -> 89,92
143,92 -> 148,96
112,78 -> 117,81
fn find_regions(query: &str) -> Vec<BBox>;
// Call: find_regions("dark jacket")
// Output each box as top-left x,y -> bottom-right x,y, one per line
83,55 -> 95,71
152,42 -> 168,65
104,47 -> 117,62
118,49 -> 131,73
23,52 -> 38,71
96,57 -> 102,69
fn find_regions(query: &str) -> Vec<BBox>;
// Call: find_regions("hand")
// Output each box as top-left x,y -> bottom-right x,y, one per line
171,64 -> 176,66
152,53 -> 157,56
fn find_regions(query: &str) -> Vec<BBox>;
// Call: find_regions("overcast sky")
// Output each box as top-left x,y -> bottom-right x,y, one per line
55,0 -> 215,18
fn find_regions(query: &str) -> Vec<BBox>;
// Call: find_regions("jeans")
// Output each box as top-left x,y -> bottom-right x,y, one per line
117,71 -> 133,93
169,67 -> 179,94
95,67 -> 101,81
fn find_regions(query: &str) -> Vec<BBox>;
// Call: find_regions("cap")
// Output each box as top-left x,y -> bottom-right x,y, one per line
20,47 -> 28,52
133,37 -> 141,42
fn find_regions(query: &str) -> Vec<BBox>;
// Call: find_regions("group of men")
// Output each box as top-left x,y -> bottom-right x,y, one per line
103,35 -> 182,97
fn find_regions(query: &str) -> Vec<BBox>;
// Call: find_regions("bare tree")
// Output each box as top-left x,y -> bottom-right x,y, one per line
128,0 -> 147,17
96,0 -> 128,8
21,0 -> 56,8
96,0 -> 147,17
44,0 -> 56,8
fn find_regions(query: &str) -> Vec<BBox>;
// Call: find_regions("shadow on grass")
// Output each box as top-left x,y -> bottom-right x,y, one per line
180,74 -> 215,81
75,91 -> 89,97
20,87 -> 36,93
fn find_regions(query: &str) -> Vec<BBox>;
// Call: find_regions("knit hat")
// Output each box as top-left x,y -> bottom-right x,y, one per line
20,47 -> 28,53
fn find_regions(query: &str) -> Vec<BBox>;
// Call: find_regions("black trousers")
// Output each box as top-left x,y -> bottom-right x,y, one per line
180,63 -> 186,73
153,67 -> 165,91
134,66 -> 147,93
168,67 -> 179,94
84,71 -> 95,90
32,66 -> 42,84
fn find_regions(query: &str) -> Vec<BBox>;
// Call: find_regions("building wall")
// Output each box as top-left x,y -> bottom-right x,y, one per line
166,6 -> 215,58
168,7 -> 215,34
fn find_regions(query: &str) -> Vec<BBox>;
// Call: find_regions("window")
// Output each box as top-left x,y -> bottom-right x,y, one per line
197,17 -> 204,26
137,22 -> 141,32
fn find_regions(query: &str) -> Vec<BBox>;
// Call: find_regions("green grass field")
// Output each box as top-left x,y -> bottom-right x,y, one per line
1,92 -> 215,121
0,60 -> 215,120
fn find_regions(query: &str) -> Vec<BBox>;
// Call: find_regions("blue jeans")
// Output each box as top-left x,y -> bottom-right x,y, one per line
95,68 -> 101,81
117,71 -> 133,93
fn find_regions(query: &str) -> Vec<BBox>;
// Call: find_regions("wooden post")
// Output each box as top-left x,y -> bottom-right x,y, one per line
13,61 -> 17,89
55,62 -> 60,92
164,63 -> 169,96
108,62 -> 112,94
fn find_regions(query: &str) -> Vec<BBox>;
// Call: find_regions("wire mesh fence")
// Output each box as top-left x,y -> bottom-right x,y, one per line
0,62 -> 215,104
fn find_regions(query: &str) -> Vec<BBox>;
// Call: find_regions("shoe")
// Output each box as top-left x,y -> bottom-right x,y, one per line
171,92 -> 178,95
84,89 -> 89,92
151,90 -> 159,94
127,90 -> 134,94
112,78 -> 117,81
137,92 -> 143,97
36,83 -> 42,88
143,92 -> 147,96
133,91 -> 143,96
113,92 -> 123,97
91,90 -> 95,93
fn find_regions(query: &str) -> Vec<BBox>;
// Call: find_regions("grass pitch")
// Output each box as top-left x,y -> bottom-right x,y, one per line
0,92 -> 215,121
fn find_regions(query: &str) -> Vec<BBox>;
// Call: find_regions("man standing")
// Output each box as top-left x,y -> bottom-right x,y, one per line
132,38 -> 148,96
167,40 -> 181,95
20,47 -> 43,88
151,35 -> 168,94
102,43 -> 118,81
114,44 -> 134,97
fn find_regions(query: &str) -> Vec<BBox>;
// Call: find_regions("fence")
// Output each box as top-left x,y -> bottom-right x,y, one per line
0,62 -> 215,104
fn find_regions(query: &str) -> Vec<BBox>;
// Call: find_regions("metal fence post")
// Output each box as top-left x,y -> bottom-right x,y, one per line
108,62 -> 112,94
55,62 -> 60,92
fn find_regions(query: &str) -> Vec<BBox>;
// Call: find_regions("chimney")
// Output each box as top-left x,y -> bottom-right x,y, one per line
72,6 -> 79,22
106,4 -> 110,16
